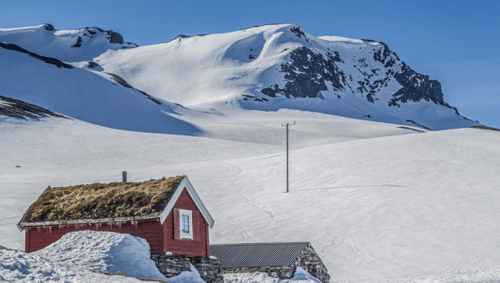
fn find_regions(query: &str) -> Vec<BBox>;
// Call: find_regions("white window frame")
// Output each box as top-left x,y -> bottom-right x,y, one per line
179,209 -> 193,240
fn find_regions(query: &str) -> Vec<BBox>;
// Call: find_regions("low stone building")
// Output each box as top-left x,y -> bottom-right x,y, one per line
210,242 -> 330,283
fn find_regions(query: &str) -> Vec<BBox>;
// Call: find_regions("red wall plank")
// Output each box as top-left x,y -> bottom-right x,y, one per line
25,219 -> 162,253
193,211 -> 200,242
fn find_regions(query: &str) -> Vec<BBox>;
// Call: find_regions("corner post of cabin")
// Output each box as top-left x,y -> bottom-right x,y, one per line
24,227 -> 30,253
205,222 -> 210,258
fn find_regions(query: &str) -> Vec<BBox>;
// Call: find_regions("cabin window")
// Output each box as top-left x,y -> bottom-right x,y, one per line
179,209 -> 193,239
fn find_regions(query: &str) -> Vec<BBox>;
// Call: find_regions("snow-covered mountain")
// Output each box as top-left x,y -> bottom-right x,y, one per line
96,24 -> 477,130
1,23 -> 479,131
0,24 -> 137,62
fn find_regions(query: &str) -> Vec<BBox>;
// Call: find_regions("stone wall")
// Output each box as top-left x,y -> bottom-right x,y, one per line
222,265 -> 296,279
294,243 -> 330,283
150,254 -> 223,283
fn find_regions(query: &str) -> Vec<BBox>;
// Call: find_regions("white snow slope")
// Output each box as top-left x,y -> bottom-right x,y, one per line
0,24 -> 137,62
0,42 -> 198,134
95,24 -> 477,130
0,112 -> 499,282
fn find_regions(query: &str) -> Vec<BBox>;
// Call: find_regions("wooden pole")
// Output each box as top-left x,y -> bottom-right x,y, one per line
282,121 -> 295,193
285,123 -> 289,193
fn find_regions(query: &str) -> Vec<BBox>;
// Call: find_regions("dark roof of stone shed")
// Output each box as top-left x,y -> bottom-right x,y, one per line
210,242 -> 309,268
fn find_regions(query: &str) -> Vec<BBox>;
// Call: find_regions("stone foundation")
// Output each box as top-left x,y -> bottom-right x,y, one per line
150,254 -> 223,283
222,265 -> 296,279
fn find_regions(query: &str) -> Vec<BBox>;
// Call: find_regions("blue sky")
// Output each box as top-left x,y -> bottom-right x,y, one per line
2,0 -> 499,128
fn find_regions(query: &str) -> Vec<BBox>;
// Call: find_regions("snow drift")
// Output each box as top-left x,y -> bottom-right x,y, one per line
0,231 -> 170,282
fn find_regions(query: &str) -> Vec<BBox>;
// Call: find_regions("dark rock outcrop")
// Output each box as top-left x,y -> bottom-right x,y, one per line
470,125 -> 500,132
0,42 -> 73,69
0,95 -> 67,120
260,33 -> 454,114
71,36 -> 83,48
105,72 -> 162,105
43,24 -> 55,31
390,63 -> 445,107
261,47 -> 347,98
106,30 -> 124,44
290,26 -> 306,39
86,61 -> 100,69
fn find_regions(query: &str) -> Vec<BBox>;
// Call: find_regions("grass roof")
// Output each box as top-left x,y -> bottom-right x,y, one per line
22,176 -> 184,223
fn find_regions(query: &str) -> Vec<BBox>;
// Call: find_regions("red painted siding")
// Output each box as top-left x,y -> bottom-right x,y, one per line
163,188 -> 209,257
25,219 -> 163,253
193,211 -> 201,242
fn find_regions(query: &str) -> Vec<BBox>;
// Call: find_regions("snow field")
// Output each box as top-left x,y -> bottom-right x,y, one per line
1,113 -> 499,282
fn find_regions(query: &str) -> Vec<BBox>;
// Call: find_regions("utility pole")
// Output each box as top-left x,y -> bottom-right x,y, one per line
281,121 -> 295,193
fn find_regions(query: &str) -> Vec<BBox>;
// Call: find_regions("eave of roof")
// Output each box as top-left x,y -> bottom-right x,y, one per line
17,213 -> 161,230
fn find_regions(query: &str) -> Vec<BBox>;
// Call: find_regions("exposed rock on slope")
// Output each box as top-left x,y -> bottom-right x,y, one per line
0,95 -> 67,120
261,47 -> 346,98
261,29 -> 453,110
0,42 -> 73,69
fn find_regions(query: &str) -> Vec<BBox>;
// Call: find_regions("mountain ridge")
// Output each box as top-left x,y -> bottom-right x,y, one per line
0,24 -> 137,62
0,23 -> 479,131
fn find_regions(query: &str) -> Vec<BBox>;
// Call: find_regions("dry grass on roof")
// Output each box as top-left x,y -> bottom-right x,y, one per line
22,176 -> 184,223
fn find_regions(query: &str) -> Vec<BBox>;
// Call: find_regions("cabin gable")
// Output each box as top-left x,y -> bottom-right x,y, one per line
160,177 -> 214,228
162,188 -> 209,257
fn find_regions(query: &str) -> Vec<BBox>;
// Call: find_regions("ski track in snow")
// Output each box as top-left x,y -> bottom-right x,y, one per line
221,159 -> 276,221
473,244 -> 500,270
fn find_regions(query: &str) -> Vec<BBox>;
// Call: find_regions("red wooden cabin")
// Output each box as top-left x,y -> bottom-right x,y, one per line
17,176 -> 215,257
